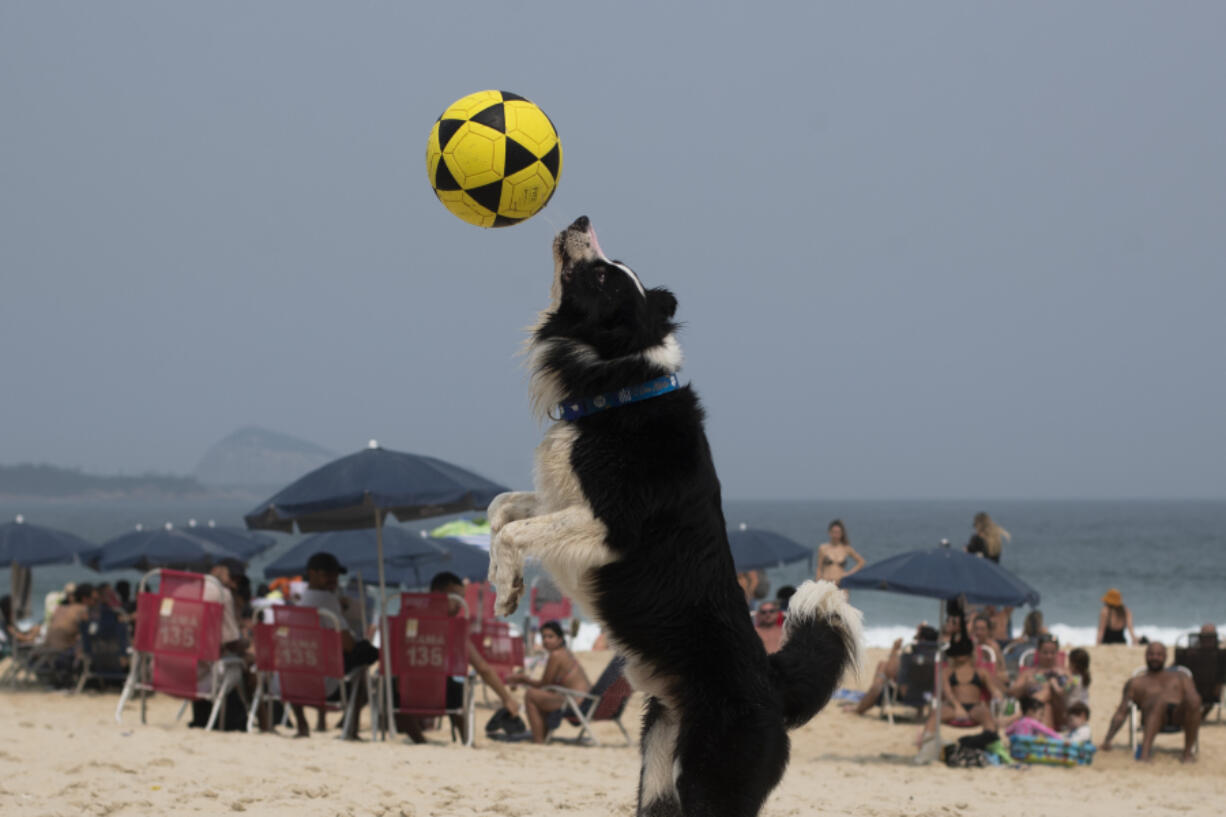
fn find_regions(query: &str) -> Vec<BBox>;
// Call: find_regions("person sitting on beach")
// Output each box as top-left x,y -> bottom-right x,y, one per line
292,551 -> 379,739
965,512 -> 1010,563
917,622 -> 1003,744
1064,701 -> 1091,743
775,585 -> 796,612
1007,634 -> 1069,729
400,572 -> 521,745
816,519 -> 865,586
0,595 -> 41,647
1004,695 -> 1063,740
843,623 -> 939,716
505,620 -> 592,743
753,600 -> 784,654
44,583 -> 94,651
970,614 -> 1008,684
1101,642 -> 1201,762
1096,588 -> 1138,645
1066,648 -> 1091,708
982,604 -> 1014,650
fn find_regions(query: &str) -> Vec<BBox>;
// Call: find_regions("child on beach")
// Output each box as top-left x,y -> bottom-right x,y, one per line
1064,702 -> 1091,743
1004,696 -> 1063,740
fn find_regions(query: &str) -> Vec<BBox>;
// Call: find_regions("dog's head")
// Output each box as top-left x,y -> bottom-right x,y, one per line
529,216 -> 682,418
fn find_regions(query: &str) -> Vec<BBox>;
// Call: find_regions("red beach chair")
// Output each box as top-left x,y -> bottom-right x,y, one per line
116,569 -> 244,729
384,592 -> 474,745
247,606 -> 364,733
543,655 -> 633,746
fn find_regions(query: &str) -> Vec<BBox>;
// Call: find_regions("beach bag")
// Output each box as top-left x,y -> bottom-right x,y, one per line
943,743 -> 988,768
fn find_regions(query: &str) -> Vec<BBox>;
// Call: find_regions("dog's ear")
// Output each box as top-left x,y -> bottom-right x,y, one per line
647,287 -> 677,321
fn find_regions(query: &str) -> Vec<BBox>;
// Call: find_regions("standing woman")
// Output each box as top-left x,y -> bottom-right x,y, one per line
1096,588 -> 1138,645
816,519 -> 866,586
965,512 -> 1011,563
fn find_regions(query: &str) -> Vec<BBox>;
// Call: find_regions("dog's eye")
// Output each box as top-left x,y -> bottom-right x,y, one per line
595,270 -> 606,285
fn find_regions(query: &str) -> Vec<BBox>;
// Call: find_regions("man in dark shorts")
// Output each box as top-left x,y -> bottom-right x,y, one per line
1101,641 -> 1201,762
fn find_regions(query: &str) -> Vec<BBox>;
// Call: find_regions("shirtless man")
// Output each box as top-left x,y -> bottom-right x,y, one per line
44,583 -> 95,651
1101,642 -> 1201,762
816,519 -> 865,586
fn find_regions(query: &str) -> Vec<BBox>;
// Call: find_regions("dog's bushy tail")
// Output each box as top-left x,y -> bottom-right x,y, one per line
768,580 -> 864,729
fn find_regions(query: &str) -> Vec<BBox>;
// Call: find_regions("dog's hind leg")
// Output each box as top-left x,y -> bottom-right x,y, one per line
637,697 -> 682,817
673,710 -> 789,817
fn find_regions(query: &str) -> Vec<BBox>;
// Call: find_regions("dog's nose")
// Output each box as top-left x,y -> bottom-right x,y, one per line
570,215 -> 590,231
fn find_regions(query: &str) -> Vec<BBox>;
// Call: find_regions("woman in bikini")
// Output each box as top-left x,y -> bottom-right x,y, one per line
816,519 -> 866,586
1096,588 -> 1137,645
917,625 -> 1003,745
507,620 -> 591,743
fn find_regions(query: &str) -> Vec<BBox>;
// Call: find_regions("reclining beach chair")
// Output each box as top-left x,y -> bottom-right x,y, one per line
1175,635 -> 1223,723
464,581 -> 497,634
880,643 -> 937,725
75,606 -> 131,694
529,577 -> 573,629
1127,665 -> 1198,755
247,605 -> 365,734
115,568 -> 245,729
543,654 -> 633,746
470,619 -> 524,705
382,592 -> 474,746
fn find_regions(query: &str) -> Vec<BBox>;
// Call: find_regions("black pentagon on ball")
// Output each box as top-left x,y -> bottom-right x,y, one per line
469,103 -> 506,134
503,137 -> 538,177
541,143 -> 561,180
465,179 -> 503,214
493,214 -> 525,227
434,158 -> 461,192
499,90 -> 527,103
436,118 -> 464,150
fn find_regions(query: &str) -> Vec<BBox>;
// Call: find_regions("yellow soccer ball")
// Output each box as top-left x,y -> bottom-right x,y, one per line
426,90 -> 562,228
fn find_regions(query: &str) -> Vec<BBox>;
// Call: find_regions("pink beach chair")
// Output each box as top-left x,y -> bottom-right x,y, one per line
247,606 -> 365,733
383,592 -> 474,745
115,569 -> 244,729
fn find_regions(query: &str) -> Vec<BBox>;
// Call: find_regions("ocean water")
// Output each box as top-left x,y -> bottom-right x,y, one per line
4,497 -> 1224,648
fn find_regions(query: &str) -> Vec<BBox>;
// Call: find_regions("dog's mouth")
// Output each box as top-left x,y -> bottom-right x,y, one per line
554,215 -> 605,280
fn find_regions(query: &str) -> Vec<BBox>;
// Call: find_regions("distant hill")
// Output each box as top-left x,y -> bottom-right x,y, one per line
0,463 -> 202,497
194,426 -> 334,489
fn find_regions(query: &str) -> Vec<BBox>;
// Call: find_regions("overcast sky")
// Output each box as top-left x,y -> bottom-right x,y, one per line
2,2 -> 1223,500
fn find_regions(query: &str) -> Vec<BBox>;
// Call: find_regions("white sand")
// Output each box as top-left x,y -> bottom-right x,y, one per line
1,645 -> 1222,816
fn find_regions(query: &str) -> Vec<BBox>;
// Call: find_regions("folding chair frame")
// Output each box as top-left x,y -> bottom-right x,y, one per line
374,593 -> 476,746
115,569 -> 247,730
245,607 -> 367,735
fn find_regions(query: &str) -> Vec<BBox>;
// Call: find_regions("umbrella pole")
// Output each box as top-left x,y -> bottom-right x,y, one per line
375,509 -> 395,740
933,599 -> 944,759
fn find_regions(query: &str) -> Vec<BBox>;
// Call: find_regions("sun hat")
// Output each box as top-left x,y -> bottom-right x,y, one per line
1101,588 -> 1123,607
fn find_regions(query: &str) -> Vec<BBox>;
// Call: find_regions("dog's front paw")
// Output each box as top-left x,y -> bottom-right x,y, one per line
494,574 -> 524,617
488,491 -> 536,533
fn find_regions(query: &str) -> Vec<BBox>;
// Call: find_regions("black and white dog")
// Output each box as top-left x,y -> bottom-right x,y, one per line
488,216 -> 862,817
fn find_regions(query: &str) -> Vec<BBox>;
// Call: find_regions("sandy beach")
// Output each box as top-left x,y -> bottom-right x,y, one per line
1,644 -> 1222,817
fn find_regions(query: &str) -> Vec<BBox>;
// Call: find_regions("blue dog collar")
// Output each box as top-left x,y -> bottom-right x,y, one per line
554,374 -> 681,421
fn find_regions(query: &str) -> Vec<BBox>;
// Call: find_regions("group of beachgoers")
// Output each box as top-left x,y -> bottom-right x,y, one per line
0,554 -> 592,744
733,513 -> 1218,765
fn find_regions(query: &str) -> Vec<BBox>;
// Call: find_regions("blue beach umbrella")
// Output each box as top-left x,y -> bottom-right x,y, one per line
1,515 -> 97,620
182,520 -> 278,560
262,527 -> 449,585
839,545 -> 1039,607
90,523 -> 246,572
403,537 -> 490,585
0,515 -> 96,567
727,525 -> 812,573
